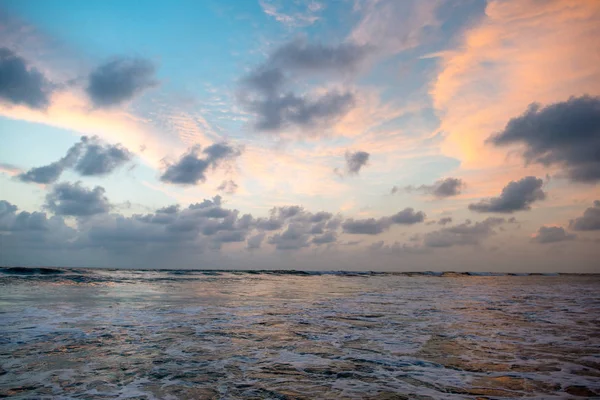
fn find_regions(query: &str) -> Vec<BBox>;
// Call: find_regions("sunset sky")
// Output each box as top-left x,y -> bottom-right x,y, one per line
1,0 -> 599,272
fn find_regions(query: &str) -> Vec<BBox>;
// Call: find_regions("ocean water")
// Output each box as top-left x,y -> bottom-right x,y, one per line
1,268 -> 599,399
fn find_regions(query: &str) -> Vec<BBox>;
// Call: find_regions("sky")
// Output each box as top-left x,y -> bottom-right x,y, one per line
0,0 -> 599,272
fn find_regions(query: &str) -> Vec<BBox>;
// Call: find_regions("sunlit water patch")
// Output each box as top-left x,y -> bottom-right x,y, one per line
1,268 -> 599,399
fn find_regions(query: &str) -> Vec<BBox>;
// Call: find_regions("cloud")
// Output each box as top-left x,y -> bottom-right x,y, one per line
312,231 -> 337,245
160,143 -> 242,185
345,150 -> 370,175
423,217 -> 505,248
217,180 -> 238,194
45,182 -> 111,216
403,177 -> 465,198
259,0 -> 324,28
87,57 -> 157,107
341,217 -> 388,235
244,89 -> 355,133
431,0 -> 600,169
438,217 -> 452,225
0,47 -> 52,109
267,38 -> 371,76
569,201 -> 600,231
73,136 -> 133,176
469,176 -> 545,213
247,232 -> 266,250
531,226 -> 576,244
18,161 -> 66,184
342,207 -> 425,235
0,162 -> 22,176
350,0 -> 440,55
267,223 -> 310,250
18,136 -> 132,184
238,38 -> 371,134
0,200 -> 76,249
488,96 -> 600,183
390,208 -> 426,224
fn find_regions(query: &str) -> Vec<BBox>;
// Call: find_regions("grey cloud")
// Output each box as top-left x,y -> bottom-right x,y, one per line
73,137 -> 132,176
345,151 -> 370,175
438,217 -> 453,225
18,162 -> 65,184
45,182 -> 111,217
156,205 -> 180,214
239,39 -> 368,134
160,143 -> 242,185
247,232 -> 266,249
217,180 -> 239,194
312,231 -> 337,245
390,208 -> 426,224
268,223 -> 310,250
0,47 -> 52,109
424,217 -> 506,248
468,176 -> 546,213
87,57 -> 157,107
0,200 -> 75,249
244,68 -> 286,96
309,222 -> 325,234
342,218 -> 390,235
268,38 -> 371,76
256,218 -> 284,231
531,226 -> 576,244
18,136 -> 132,184
489,96 -> 600,183
310,211 -> 333,223
342,207 -> 426,235
569,201 -> 600,231
213,230 -> 247,243
403,178 -> 465,198
248,90 -> 355,132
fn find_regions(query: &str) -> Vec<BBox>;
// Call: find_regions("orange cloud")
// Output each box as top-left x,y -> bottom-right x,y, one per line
431,0 -> 600,169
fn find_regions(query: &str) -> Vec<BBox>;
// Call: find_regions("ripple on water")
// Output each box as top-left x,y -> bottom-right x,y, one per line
0,272 -> 599,398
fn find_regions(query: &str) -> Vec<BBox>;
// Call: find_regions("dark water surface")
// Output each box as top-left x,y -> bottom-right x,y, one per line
1,268 -> 599,399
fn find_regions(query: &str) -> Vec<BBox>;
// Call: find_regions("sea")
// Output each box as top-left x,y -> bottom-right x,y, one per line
1,267 -> 599,399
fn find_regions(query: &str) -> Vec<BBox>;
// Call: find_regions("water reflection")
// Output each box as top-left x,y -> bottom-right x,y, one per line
1,271 -> 599,398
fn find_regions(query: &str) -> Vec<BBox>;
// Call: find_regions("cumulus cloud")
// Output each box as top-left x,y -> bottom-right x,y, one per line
0,200 -> 75,249
86,57 -> 157,107
489,96 -> 600,183
245,89 -> 355,132
438,217 -> 452,225
531,226 -> 576,244
267,38 -> 371,76
342,218 -> 389,235
423,217 -> 505,248
73,136 -> 132,176
18,136 -> 132,184
390,208 -> 426,224
238,38 -> 370,134
312,231 -> 337,245
469,176 -> 546,213
569,201 -> 600,231
345,150 -> 370,175
217,180 -> 239,194
160,143 -> 242,185
342,207 -> 425,235
45,182 -> 111,217
0,47 -> 53,109
247,232 -> 266,250
18,162 -> 67,184
268,223 -> 311,250
401,178 -> 465,198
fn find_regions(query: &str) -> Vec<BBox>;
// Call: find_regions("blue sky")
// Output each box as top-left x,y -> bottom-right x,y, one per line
0,0 -> 599,271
